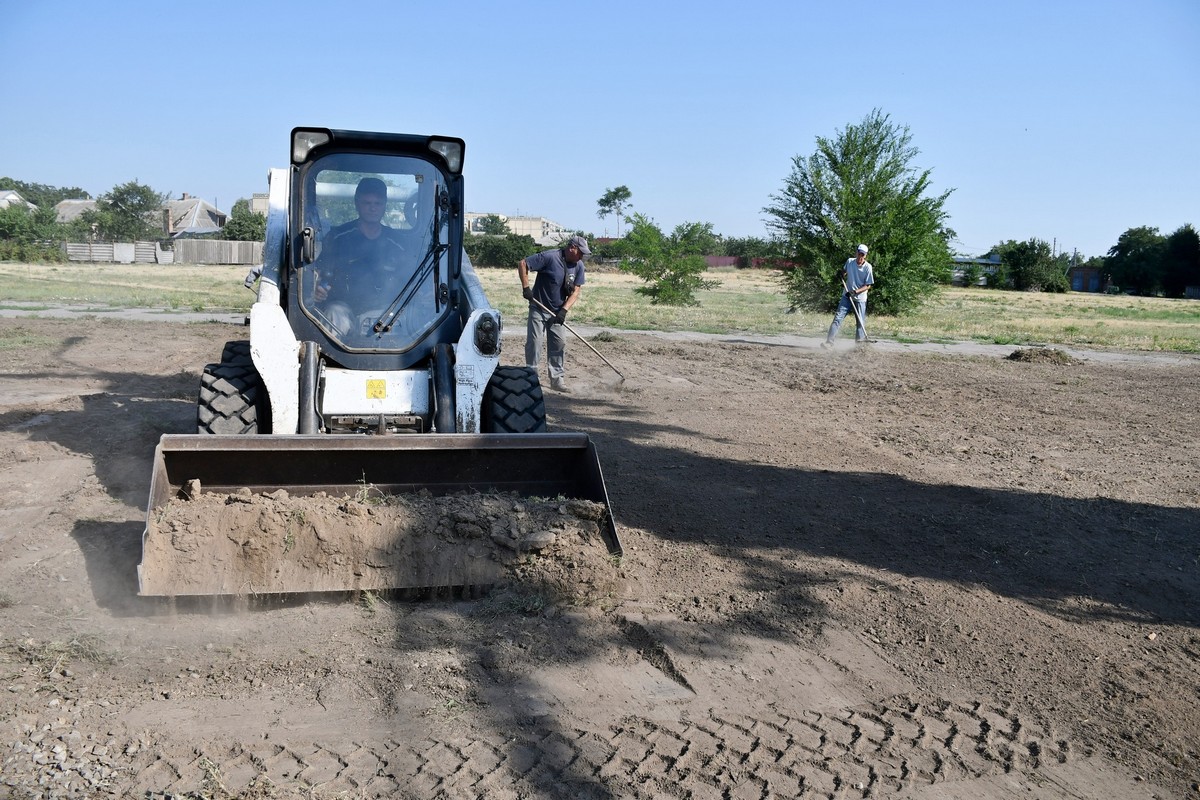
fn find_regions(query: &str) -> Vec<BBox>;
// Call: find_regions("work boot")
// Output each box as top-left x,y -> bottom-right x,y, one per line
550,377 -> 568,392
820,341 -> 833,350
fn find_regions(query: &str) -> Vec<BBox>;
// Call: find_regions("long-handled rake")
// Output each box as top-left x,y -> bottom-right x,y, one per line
840,278 -> 869,342
529,296 -> 625,384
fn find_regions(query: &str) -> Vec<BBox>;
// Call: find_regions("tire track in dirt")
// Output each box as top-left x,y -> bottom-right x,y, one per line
4,694 -> 1079,798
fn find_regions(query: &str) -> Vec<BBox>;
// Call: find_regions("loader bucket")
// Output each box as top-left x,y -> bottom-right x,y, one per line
139,433 -> 620,597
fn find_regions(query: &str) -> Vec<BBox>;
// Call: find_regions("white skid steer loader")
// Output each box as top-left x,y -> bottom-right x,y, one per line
139,128 -> 619,597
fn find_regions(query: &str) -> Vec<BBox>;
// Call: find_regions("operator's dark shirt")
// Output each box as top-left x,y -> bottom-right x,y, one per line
525,247 -> 586,313
318,222 -> 408,309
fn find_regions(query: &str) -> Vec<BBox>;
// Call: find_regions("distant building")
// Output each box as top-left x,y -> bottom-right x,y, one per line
951,254 -> 1001,286
54,199 -> 98,223
464,212 -> 571,247
249,193 -> 269,216
163,193 -> 227,237
0,190 -> 37,210
1067,264 -> 1110,293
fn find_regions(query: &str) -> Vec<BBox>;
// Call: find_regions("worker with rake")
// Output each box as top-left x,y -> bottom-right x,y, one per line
822,243 -> 874,348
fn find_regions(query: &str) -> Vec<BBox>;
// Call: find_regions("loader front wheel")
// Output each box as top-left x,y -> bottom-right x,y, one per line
483,366 -> 546,433
197,341 -> 269,434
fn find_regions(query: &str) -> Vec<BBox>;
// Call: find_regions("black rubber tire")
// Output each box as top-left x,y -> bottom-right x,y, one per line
219,339 -> 253,367
482,365 -> 546,433
197,340 -> 269,434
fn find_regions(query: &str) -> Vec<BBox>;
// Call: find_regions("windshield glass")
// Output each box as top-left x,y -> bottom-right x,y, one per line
297,153 -> 448,350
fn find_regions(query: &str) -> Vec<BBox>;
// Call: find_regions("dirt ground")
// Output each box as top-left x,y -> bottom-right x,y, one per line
0,314 -> 1197,799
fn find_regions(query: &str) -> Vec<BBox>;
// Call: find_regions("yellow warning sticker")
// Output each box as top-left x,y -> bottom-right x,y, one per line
366,379 -> 386,399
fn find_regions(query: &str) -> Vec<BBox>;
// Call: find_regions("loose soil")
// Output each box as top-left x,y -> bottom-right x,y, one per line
143,488 -> 615,598
0,316 -> 1197,799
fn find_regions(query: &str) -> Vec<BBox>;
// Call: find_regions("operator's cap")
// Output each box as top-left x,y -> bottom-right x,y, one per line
355,177 -> 388,199
857,244 -> 869,254
568,235 -> 591,256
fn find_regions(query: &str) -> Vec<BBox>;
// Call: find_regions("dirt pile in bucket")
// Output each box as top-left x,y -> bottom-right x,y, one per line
141,486 -> 620,600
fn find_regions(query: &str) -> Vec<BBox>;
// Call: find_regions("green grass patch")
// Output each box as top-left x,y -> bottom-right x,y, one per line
0,325 -> 61,351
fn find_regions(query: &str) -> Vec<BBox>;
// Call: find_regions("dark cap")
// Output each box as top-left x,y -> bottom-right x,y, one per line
567,235 -> 591,256
355,177 -> 388,199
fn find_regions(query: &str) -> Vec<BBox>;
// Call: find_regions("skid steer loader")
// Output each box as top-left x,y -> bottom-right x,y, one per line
138,128 -> 619,597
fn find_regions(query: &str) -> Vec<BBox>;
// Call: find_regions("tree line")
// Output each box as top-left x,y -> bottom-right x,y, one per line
7,115 -> 1198,309
0,177 -> 265,262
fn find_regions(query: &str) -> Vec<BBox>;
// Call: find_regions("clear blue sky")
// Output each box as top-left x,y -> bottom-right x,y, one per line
2,0 -> 1196,259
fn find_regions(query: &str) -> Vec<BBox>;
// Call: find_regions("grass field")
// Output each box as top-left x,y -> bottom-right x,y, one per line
2,261 -> 1197,353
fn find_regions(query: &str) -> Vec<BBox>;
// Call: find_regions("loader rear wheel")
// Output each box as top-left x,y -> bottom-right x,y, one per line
197,341 -> 270,434
483,366 -> 546,433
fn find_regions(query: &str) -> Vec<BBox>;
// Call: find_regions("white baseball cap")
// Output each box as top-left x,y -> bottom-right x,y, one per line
857,244 -> 869,254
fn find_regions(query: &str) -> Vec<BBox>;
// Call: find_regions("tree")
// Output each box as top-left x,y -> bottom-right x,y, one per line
1106,226 -> 1166,295
992,238 -> 1068,292
1161,224 -> 1200,298
0,177 -> 90,209
0,203 -> 67,262
463,232 -> 537,267
721,236 -> 779,261
89,180 -> 168,242
619,213 -> 720,306
222,198 -> 267,242
763,109 -> 954,315
475,214 -> 510,236
597,186 -> 633,237
0,203 -> 60,242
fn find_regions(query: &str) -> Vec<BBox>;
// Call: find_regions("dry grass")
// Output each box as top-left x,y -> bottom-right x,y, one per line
479,268 -> 1200,353
0,262 -> 252,313
3,262 -> 1197,353
3,635 -> 118,670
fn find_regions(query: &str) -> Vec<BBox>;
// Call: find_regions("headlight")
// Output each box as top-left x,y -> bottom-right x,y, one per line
474,312 -> 499,355
292,129 -> 331,163
428,138 -> 464,174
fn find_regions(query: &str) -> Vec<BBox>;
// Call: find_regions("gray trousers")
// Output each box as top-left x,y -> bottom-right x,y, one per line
525,304 -> 567,379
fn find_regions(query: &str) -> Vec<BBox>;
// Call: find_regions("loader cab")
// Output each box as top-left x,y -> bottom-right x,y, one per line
286,129 -> 466,371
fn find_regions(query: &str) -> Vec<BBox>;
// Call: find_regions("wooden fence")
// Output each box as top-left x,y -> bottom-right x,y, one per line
173,239 -> 263,265
63,240 -> 263,266
65,241 -> 172,264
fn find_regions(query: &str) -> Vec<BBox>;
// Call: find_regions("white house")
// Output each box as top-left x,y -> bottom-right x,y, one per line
0,190 -> 37,210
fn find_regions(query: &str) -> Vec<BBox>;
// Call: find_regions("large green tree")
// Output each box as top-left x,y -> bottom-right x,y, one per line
764,109 -> 954,314
87,180 -> 168,242
222,198 -> 267,242
1106,226 -> 1166,295
597,185 -> 633,237
991,238 -> 1068,292
619,213 -> 720,306
1161,224 -> 1200,298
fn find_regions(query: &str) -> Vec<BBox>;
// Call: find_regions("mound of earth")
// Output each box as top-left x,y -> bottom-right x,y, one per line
1006,346 -> 1079,364
143,487 -> 620,600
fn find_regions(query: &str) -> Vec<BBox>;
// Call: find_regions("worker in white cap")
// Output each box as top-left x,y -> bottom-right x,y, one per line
821,244 -> 874,347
